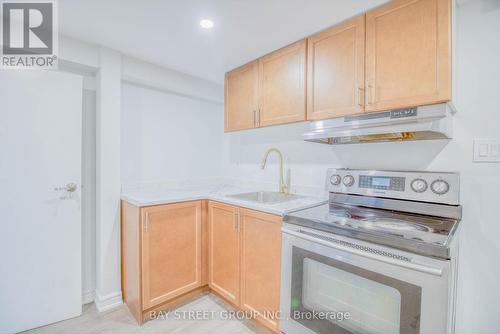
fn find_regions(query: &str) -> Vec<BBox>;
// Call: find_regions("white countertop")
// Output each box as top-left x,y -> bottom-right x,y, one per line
121,182 -> 327,216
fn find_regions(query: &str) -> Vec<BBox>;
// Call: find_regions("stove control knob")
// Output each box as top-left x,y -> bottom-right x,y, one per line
431,180 -> 450,195
343,175 -> 355,187
330,174 -> 341,186
411,178 -> 428,193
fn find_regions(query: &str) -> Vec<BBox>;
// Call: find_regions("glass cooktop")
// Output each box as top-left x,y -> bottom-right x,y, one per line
284,203 -> 460,258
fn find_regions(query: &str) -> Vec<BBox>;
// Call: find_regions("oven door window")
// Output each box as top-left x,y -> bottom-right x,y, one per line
291,247 -> 421,334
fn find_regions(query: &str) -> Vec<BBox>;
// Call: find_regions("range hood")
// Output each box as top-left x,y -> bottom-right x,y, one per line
303,103 -> 454,145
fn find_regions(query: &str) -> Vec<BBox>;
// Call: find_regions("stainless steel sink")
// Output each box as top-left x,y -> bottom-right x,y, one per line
227,191 -> 304,204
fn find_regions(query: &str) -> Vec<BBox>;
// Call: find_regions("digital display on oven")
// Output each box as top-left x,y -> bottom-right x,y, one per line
359,175 -> 406,191
371,177 -> 391,187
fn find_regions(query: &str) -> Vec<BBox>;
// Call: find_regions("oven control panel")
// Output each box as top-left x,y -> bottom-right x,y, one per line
358,175 -> 405,191
326,169 -> 460,205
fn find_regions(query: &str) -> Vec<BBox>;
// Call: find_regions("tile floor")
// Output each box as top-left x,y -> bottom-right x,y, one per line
23,294 -> 272,334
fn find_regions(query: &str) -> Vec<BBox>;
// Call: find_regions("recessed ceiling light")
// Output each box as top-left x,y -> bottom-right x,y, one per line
199,19 -> 214,29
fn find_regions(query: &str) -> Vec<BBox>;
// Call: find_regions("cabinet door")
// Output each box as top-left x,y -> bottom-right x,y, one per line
208,201 -> 240,305
141,201 -> 202,310
259,40 -> 307,127
307,15 -> 365,120
224,61 -> 259,132
365,0 -> 451,112
240,209 -> 282,332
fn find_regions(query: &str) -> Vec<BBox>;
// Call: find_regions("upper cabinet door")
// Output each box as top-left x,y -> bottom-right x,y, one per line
307,15 -> 366,120
259,40 -> 307,127
365,0 -> 451,112
225,61 -> 259,132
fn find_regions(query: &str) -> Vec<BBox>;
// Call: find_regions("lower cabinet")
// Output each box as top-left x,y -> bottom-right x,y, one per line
121,200 -> 206,324
141,201 -> 203,309
207,201 -> 241,305
239,208 -> 282,332
208,201 -> 282,333
122,199 -> 282,333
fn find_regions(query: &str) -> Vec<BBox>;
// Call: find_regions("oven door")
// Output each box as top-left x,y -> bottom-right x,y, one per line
280,224 -> 452,334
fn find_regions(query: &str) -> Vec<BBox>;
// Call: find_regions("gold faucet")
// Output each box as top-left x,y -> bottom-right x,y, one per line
261,148 -> 289,194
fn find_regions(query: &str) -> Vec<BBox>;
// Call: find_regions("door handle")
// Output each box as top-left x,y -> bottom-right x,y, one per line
54,183 -> 78,198
54,183 -> 78,192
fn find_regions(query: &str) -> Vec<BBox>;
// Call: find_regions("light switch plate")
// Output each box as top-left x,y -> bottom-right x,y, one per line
473,138 -> 500,162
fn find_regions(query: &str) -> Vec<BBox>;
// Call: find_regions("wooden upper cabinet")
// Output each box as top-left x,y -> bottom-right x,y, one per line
141,201 -> 202,310
240,209 -> 282,333
225,61 -> 259,132
207,201 -> 240,306
307,15 -> 366,120
224,0 -> 453,128
259,40 -> 307,126
365,0 -> 451,112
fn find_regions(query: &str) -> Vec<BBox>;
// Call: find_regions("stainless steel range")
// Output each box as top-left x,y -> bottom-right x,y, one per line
280,169 -> 462,334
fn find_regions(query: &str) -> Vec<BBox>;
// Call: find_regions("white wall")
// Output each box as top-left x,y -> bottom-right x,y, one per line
121,83 -> 225,185
122,57 -> 223,104
223,122 -> 450,192
82,89 -> 96,304
94,48 -> 122,312
223,2 -> 500,333
440,2 -> 500,333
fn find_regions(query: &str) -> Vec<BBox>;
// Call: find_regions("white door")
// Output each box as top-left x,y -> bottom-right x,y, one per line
0,70 -> 83,333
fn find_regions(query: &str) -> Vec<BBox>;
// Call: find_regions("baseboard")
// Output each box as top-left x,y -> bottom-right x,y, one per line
95,290 -> 123,312
82,289 -> 95,305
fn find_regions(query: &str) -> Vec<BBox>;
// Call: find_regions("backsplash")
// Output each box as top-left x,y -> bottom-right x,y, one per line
222,121 -> 452,191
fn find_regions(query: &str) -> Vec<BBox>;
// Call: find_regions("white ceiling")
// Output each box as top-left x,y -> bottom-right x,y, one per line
59,0 -> 389,84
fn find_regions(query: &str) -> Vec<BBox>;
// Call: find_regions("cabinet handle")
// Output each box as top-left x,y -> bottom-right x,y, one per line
144,213 -> 149,233
357,86 -> 364,108
233,212 -> 241,232
366,82 -> 374,105
253,110 -> 257,127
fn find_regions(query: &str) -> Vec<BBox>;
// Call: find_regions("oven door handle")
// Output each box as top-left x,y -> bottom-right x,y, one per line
284,228 -> 444,277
